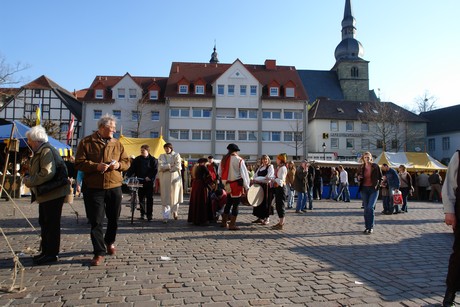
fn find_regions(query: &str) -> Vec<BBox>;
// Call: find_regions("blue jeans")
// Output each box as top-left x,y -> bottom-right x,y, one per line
287,184 -> 295,208
296,191 -> 307,211
400,187 -> 410,212
307,186 -> 314,209
361,186 -> 379,230
330,184 -> 338,199
337,183 -> 350,201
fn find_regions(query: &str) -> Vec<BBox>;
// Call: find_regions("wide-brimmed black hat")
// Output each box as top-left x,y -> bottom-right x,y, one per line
227,143 -> 240,152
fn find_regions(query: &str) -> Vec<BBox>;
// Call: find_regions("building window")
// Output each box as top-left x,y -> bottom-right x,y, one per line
170,108 -> 189,117
377,139 -> 383,149
192,108 -> 211,118
391,139 -> 398,150
285,87 -> 295,97
262,110 -> 281,119
330,120 -> 339,131
428,138 -> 435,151
150,90 -> 158,100
443,137 -> 450,150
216,130 -> 225,140
250,85 -> 257,96
228,85 -> 235,96
169,129 -> 189,140
284,132 -> 302,142
95,89 -> 104,99
117,88 -> 125,99
216,108 -> 235,119
261,131 -> 281,142
61,123 -> 69,132
346,121 -> 354,132
179,85 -> 188,94
361,139 -> 370,150
331,138 -> 339,148
361,122 -> 369,132
43,105 -> 49,112
240,85 -> 247,96
238,109 -> 257,119
351,67 -> 359,77
269,87 -> 279,97
132,111 -> 141,121
34,89 -> 41,97
346,138 -> 354,149
195,85 -> 205,95
150,131 -> 159,138
94,110 -> 102,120
151,111 -> 160,121
129,88 -> 137,99
113,110 -> 121,120
130,131 -> 139,138
238,131 -> 257,141
284,111 -> 302,120
217,84 -> 224,95
25,103 -> 32,111
191,130 -> 211,140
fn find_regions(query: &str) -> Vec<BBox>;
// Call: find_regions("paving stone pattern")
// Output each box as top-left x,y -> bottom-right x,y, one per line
0,196 -> 452,306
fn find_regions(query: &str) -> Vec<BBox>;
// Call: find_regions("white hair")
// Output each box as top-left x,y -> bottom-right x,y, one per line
25,125 -> 48,143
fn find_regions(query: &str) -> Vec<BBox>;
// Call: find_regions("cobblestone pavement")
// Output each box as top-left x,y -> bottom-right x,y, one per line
0,195 -> 452,306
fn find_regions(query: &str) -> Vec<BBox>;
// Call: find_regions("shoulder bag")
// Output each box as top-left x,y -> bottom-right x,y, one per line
36,145 -> 69,196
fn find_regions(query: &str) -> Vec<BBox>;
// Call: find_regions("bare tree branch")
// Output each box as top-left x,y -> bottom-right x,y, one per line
413,90 -> 438,114
0,54 -> 31,86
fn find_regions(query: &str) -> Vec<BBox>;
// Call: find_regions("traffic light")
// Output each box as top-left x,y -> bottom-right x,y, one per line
322,133 -> 329,139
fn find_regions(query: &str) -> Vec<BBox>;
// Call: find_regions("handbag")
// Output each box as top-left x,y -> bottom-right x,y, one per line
393,190 -> 403,205
36,145 -> 69,196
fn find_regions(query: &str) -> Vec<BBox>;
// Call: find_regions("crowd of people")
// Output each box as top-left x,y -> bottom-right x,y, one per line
18,113 -> 450,269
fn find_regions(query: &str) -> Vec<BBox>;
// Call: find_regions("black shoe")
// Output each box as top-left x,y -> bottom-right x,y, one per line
147,217 -> 152,221
363,229 -> 369,234
140,215 -> 145,220
34,255 -> 58,265
32,253 -> 45,261
443,289 -> 456,307
367,229 -> 374,234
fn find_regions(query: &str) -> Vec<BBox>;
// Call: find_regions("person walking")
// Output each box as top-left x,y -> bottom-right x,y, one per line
381,164 -> 401,214
357,152 -> 382,234
285,161 -> 296,209
335,165 -> 350,202
158,143 -> 183,223
23,125 -> 71,265
429,170 -> 443,202
294,160 -> 309,213
441,151 -> 460,306
398,165 -> 413,213
313,166 -> 323,200
75,114 -> 130,266
271,154 -> 288,230
125,144 -> 158,221
329,169 -> 339,200
218,143 -> 250,230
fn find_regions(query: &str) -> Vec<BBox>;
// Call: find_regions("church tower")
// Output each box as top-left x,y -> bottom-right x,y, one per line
209,44 -> 219,63
332,0 -> 370,101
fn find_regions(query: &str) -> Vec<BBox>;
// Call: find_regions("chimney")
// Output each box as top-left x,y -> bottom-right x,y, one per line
265,59 -> 276,70
176,65 -> 180,73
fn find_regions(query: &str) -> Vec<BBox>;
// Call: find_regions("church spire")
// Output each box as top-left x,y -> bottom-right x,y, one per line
334,0 -> 364,61
209,42 -> 219,63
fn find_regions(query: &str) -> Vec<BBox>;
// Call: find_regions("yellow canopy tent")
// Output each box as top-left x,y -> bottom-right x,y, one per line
119,135 -> 166,158
374,152 -> 447,172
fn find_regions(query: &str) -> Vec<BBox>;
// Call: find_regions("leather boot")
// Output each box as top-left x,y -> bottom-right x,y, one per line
443,289 -> 456,307
228,215 -> 239,230
221,214 -> 228,228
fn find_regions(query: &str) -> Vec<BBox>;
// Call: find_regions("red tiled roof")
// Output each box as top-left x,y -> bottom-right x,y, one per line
83,75 -> 168,102
165,59 -> 309,100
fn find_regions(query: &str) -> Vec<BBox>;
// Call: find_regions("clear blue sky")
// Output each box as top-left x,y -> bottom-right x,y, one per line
3,0 -> 459,109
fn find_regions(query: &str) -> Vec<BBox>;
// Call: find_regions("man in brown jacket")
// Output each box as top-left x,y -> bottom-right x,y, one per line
75,114 -> 130,266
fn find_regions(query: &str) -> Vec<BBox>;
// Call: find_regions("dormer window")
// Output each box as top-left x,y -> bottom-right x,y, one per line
95,89 -> 104,99
269,87 -> 279,97
285,87 -> 295,97
337,108 -> 344,113
351,67 -> 359,78
129,88 -> 137,99
195,85 -> 205,95
150,90 -> 159,100
179,85 -> 188,94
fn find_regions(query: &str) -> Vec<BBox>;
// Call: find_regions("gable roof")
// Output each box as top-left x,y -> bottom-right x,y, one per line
309,98 -> 427,123
420,104 -> 460,134
0,75 -> 83,120
82,75 -> 168,103
165,60 -> 308,100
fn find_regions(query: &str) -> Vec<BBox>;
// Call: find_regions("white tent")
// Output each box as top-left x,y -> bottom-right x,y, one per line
374,152 -> 447,171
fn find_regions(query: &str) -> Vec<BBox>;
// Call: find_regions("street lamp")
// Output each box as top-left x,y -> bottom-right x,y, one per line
322,142 -> 326,160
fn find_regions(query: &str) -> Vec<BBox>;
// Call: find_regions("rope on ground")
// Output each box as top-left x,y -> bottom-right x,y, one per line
0,184 -> 39,234
0,227 -> 26,293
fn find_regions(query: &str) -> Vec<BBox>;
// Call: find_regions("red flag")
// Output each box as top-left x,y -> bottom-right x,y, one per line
66,115 -> 75,145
